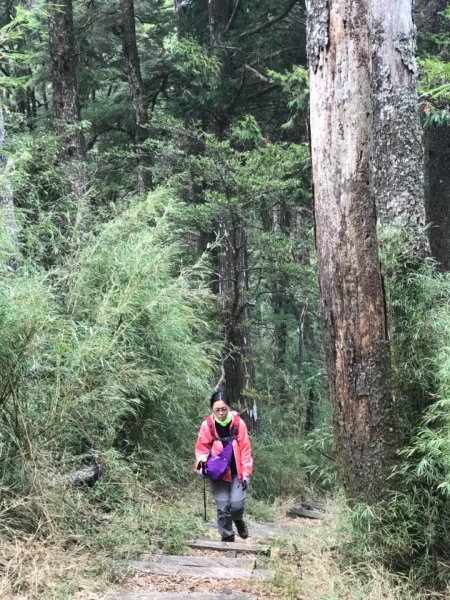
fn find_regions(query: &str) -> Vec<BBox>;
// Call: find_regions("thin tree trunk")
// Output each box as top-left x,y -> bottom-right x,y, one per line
416,0 -> 450,271
119,0 -> 152,194
370,0 -> 429,258
208,0 -> 232,46
424,121 -> 450,272
307,0 -> 397,503
217,215 -> 256,429
207,0 -> 256,428
47,0 -> 88,203
0,102 -> 17,241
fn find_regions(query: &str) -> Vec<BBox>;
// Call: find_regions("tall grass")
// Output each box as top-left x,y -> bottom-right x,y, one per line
0,189 -> 218,537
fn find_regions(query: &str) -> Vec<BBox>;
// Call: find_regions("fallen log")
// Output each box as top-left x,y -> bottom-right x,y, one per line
286,505 -> 325,520
301,499 -> 326,512
49,452 -> 102,487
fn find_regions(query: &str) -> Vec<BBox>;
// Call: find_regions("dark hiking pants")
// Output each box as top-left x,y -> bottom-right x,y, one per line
210,476 -> 247,539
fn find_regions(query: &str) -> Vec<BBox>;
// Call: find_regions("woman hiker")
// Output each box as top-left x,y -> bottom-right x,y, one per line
195,390 -> 253,542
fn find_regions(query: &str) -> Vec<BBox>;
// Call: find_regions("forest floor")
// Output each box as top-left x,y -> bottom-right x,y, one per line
0,495 -> 423,599
91,499 -> 416,600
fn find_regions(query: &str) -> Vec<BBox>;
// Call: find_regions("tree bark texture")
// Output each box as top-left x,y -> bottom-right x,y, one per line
47,0 -> 88,202
208,0 -> 232,46
370,0 -> 429,257
307,0 -> 398,503
119,0 -> 152,194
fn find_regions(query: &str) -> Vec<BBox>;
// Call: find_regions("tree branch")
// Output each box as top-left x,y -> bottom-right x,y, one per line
224,0 -> 242,35
240,64 -> 270,83
238,0 -> 298,39
240,84 -> 281,105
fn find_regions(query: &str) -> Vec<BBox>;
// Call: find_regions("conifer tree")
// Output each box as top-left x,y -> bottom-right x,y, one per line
47,0 -> 88,203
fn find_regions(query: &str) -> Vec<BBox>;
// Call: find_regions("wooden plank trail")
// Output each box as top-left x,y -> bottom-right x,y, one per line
138,555 -> 256,569
125,554 -> 273,581
107,507 -> 332,598
186,540 -> 269,556
108,517 -> 316,598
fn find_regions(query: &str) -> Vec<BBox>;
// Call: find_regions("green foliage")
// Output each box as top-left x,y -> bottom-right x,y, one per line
267,65 -> 309,129
0,0 -> 331,587
347,230 -> 450,586
0,189 -> 218,534
0,5 -> 37,89
70,452 -> 203,557
418,58 -> 450,125
231,114 -> 264,145
166,35 -> 221,87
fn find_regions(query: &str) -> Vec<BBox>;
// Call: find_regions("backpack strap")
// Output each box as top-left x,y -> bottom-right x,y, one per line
230,414 -> 240,440
206,415 -> 219,441
206,414 -> 240,443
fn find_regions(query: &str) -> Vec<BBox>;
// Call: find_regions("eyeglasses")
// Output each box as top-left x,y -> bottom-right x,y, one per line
213,407 -> 229,414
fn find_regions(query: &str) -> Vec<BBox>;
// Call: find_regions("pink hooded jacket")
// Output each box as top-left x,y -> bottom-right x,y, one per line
195,411 -> 253,483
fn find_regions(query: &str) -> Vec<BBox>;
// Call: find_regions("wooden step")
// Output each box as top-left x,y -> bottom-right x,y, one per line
124,556 -> 273,581
186,540 -> 269,556
138,555 -> 256,570
108,593 -> 258,599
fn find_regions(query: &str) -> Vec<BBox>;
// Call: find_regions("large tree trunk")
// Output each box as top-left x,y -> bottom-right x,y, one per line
370,0 -> 429,258
47,0 -> 88,203
307,0 -> 397,503
119,0 -> 152,194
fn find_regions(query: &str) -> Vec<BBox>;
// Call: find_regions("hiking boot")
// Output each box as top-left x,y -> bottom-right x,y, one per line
234,520 -> 249,539
221,534 -> 235,542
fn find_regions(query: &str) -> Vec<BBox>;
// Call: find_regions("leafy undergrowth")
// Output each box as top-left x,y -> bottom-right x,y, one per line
0,486 -> 438,599
264,507 -> 424,600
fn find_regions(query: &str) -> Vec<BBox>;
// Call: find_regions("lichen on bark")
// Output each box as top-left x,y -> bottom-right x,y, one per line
394,31 -> 418,74
306,0 -> 329,73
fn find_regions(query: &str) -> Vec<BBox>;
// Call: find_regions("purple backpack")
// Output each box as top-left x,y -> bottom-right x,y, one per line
205,415 -> 239,481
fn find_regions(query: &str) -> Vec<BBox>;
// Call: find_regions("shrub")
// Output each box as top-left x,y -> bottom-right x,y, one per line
0,189 -> 218,535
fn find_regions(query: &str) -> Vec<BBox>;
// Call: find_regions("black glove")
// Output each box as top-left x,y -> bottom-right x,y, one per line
197,459 -> 207,479
241,477 -> 249,491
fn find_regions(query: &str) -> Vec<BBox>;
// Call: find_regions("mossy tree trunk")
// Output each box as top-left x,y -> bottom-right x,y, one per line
307,0 -> 398,504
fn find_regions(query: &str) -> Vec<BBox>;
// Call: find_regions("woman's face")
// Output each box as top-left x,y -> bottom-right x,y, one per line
212,400 -> 229,418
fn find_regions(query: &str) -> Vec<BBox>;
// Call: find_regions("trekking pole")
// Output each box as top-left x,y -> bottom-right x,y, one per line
203,475 -> 207,522
202,461 -> 207,521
